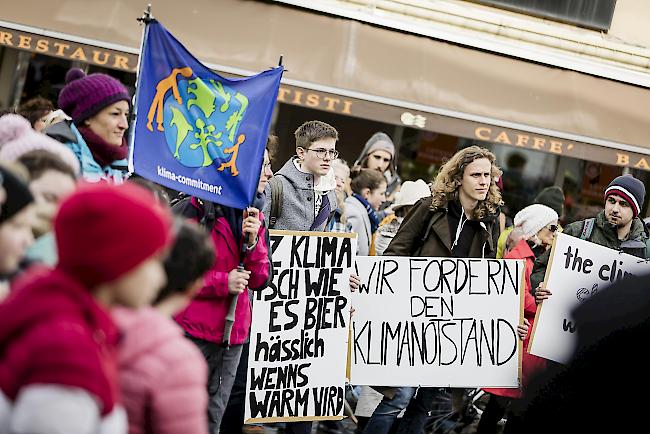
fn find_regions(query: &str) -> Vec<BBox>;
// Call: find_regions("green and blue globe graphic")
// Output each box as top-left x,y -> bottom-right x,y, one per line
162,77 -> 248,169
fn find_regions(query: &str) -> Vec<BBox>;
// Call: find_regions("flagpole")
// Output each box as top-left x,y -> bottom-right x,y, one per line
222,57 -> 285,347
128,4 -> 154,174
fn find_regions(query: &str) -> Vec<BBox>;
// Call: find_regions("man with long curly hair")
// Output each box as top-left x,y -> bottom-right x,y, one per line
363,145 -> 504,434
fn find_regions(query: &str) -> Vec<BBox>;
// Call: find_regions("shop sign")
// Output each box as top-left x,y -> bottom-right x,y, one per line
277,86 -> 353,115
473,126 -> 650,172
0,27 -> 137,72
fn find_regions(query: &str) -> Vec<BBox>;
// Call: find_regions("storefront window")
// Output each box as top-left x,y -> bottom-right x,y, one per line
270,102 -> 398,170
8,52 -> 137,109
393,127 -> 650,223
20,53 -> 70,104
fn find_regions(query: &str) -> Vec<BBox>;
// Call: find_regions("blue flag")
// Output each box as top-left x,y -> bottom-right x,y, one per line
131,20 -> 283,209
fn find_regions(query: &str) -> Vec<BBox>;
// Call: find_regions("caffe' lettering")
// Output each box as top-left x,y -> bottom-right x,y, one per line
474,126 -> 650,172
277,86 -> 353,115
474,127 -> 575,155
615,153 -> 650,170
0,28 -> 136,72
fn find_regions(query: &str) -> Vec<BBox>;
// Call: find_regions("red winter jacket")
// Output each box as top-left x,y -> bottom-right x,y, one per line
483,240 -> 547,399
113,307 -> 208,434
0,267 -> 119,415
174,198 -> 270,345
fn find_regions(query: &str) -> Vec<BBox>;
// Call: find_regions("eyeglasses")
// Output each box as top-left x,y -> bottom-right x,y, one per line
301,147 -> 339,160
547,224 -> 559,233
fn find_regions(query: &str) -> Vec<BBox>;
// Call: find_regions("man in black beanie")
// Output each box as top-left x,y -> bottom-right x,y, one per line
534,186 -> 565,220
531,174 -> 648,299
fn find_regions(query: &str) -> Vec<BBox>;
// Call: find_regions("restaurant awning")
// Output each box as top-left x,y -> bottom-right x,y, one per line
1,0 -> 649,170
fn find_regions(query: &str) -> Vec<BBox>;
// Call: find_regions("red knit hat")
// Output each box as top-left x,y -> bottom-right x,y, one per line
55,182 -> 173,287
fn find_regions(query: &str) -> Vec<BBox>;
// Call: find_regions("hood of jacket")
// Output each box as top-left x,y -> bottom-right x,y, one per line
0,268 -> 117,349
279,156 -> 337,194
354,132 -> 398,171
354,133 -> 400,191
43,120 -> 78,144
112,307 -> 182,366
0,267 -> 119,414
505,238 -> 536,261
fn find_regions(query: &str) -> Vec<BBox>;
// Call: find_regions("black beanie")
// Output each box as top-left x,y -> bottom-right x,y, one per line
0,165 -> 34,224
605,175 -> 645,218
534,186 -> 565,217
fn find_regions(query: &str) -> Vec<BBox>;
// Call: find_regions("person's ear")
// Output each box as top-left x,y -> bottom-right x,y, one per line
296,147 -> 306,160
362,187 -> 371,199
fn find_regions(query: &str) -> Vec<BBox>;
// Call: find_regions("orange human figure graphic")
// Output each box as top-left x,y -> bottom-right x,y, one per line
147,67 -> 194,132
218,134 -> 245,176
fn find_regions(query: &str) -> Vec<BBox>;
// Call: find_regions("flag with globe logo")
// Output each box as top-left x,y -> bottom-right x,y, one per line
131,20 -> 283,209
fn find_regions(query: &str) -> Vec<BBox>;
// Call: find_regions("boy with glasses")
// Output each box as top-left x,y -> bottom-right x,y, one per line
263,120 -> 339,232
261,122 -> 358,434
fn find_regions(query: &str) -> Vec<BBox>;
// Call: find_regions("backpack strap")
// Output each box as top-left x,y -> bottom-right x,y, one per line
580,218 -> 596,241
171,196 -> 216,231
410,208 -> 436,256
268,175 -> 284,229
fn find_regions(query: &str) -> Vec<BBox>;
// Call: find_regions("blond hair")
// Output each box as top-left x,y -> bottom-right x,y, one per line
430,146 -> 503,220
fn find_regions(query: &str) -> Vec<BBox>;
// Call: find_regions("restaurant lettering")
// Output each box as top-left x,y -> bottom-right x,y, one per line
0,28 -> 137,72
277,87 -> 353,115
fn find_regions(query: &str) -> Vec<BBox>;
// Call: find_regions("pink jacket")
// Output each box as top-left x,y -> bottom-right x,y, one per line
175,200 -> 270,345
112,307 -> 208,434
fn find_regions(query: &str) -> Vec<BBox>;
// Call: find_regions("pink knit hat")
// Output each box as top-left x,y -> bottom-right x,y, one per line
0,114 -> 80,174
58,69 -> 130,125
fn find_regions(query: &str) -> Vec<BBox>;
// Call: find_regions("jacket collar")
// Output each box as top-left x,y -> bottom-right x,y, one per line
506,239 -> 536,260
279,157 -> 336,193
596,210 -> 648,243
429,206 -> 496,256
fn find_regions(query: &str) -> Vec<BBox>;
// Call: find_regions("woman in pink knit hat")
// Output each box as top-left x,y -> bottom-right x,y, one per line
0,114 -> 80,174
45,68 -> 131,183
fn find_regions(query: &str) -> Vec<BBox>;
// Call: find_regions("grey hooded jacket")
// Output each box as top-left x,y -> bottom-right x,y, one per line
262,157 -> 337,232
354,132 -> 401,197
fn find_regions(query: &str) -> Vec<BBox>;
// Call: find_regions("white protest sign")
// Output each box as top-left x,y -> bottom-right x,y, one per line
529,232 -> 649,364
350,256 -> 524,388
245,230 -> 357,423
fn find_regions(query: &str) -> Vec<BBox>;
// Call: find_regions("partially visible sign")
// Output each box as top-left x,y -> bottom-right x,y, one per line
529,233 -> 649,364
0,27 -> 137,72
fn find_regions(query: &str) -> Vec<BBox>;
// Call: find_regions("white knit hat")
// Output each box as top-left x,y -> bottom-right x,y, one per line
393,179 -> 431,210
514,204 -> 558,239
0,114 -> 80,174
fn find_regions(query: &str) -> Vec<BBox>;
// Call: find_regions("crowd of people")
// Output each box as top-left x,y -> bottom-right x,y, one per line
0,68 -> 648,434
